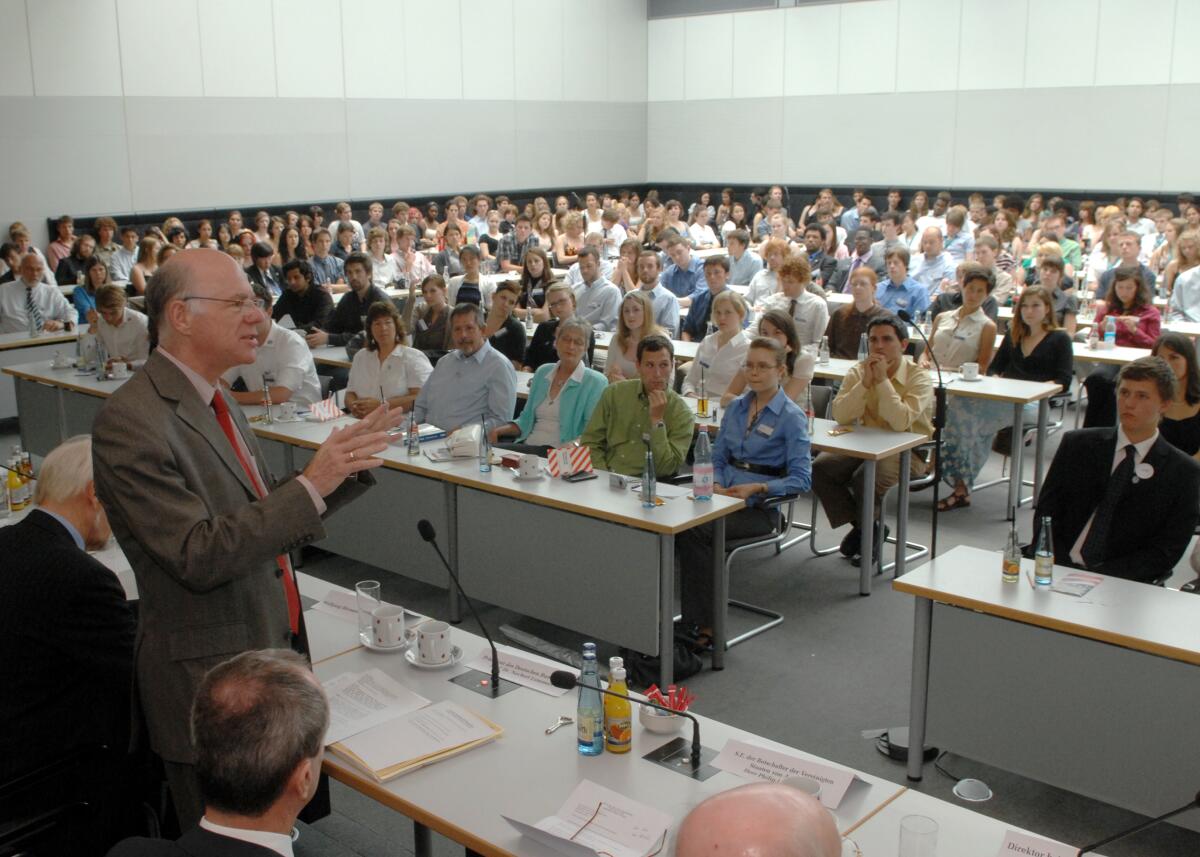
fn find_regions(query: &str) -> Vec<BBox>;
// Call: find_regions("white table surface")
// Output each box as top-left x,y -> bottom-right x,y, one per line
1071,341 -> 1150,366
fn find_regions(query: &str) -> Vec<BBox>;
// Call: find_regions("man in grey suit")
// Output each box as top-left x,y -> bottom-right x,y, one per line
92,249 -> 402,830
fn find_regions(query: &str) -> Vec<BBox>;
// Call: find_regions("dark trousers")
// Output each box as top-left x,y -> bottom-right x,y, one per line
1083,363 -> 1119,427
677,506 -> 780,629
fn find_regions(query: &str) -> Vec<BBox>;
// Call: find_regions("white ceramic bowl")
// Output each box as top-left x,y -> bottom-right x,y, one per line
639,706 -> 684,734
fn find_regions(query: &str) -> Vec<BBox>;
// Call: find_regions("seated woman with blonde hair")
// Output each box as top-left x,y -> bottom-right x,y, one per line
607,290 -> 665,383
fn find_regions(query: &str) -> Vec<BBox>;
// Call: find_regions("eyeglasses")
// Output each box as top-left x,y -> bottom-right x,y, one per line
183,296 -> 266,313
742,361 -> 780,373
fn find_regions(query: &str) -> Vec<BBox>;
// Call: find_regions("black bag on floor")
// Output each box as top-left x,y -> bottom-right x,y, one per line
620,639 -> 703,689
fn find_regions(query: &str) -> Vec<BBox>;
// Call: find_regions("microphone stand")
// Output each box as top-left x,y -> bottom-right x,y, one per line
1077,791 -> 1199,854
897,309 -> 945,558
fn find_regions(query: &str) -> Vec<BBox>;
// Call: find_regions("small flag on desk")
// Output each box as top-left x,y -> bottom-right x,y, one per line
548,444 -> 593,478
310,395 -> 341,421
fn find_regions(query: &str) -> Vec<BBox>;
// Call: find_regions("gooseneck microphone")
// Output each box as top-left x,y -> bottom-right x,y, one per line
550,670 -> 702,770
1077,790 -> 1200,854
897,308 -> 947,557
417,519 -> 502,697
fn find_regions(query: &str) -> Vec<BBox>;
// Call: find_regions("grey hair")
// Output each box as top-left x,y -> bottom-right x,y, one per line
192,649 -> 328,816
34,435 -> 93,505
144,254 -> 192,349
555,316 -> 592,343
450,302 -> 486,328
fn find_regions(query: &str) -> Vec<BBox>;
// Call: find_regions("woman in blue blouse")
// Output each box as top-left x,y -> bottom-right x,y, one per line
73,257 -> 110,325
677,336 -> 812,648
489,317 -> 606,455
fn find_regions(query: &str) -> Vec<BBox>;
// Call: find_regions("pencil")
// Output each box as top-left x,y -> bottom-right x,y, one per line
841,786 -> 907,837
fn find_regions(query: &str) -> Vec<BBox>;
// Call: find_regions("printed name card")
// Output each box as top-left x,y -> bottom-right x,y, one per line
996,830 -> 1078,857
712,739 -> 858,808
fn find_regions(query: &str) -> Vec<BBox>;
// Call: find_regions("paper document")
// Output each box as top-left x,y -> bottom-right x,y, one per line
712,739 -> 860,809
331,699 -> 502,781
465,646 -> 579,697
321,669 -> 431,745
1050,571 -> 1103,598
504,780 -> 672,857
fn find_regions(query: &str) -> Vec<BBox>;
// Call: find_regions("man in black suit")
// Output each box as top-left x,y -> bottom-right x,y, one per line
0,435 -> 135,783
799,224 -> 838,291
827,228 -> 886,294
245,241 -> 282,298
108,649 -> 328,857
1034,357 -> 1200,583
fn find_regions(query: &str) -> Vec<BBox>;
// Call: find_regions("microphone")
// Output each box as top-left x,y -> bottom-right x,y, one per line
549,670 -> 703,770
1077,791 -> 1199,854
897,308 -> 947,557
417,519 -> 504,697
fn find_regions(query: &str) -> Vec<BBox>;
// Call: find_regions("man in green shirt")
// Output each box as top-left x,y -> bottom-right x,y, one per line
580,334 -> 694,477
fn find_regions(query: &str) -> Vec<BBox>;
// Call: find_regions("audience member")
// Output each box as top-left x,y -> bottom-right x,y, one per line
94,284 -> 151,365
942,205 -> 975,264
682,291 -> 750,398
305,253 -> 391,348
1166,229 -> 1200,321
221,283 -> 323,407
746,237 -> 787,307
800,224 -> 839,291
1034,255 -> 1078,336
1084,267 -> 1161,426
46,215 -> 75,271
1152,332 -> 1200,457
484,280 -> 527,370
328,201 -> 365,250
129,236 -> 160,295
682,255 -> 738,342
525,282 -> 596,371
246,241 -> 283,298
402,274 -> 451,364
274,259 -> 334,331
762,258 -> 829,347
722,310 -> 813,404
1095,231 -> 1156,299
607,289 -> 663,382
634,251 -> 682,337
345,300 -> 432,417
972,235 -> 1016,305
365,227 -> 399,289
109,226 -> 139,282
875,245 -> 928,318
726,228 -> 763,286
825,268 -> 891,359
73,255 -> 108,322
572,247 -> 621,332
55,234 -> 97,286
448,244 -> 488,307
434,224 -> 465,277
923,263 -> 997,372
908,227 -> 957,297
661,236 -> 708,308
497,214 -> 539,272
0,253 -> 75,332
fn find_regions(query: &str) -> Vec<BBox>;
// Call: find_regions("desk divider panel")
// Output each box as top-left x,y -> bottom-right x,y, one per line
455,485 -> 663,655
62,389 -> 106,441
15,377 -> 63,456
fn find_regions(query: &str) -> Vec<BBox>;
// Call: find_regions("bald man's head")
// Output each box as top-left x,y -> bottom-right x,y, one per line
675,783 -> 840,857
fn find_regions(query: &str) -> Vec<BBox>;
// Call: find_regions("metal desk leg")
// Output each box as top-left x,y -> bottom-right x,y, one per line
1032,398 -> 1049,504
659,533 -> 675,686
895,450 -> 911,577
906,596 -> 933,781
444,482 -> 461,624
56,385 -> 68,440
859,460 -> 876,596
413,822 -> 431,857
711,517 -> 727,671
1007,402 -> 1023,519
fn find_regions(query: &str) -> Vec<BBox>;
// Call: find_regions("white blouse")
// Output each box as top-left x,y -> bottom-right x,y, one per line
746,269 -> 779,307
930,307 -> 989,370
683,330 -> 749,397
346,345 -> 434,401
95,307 -> 150,363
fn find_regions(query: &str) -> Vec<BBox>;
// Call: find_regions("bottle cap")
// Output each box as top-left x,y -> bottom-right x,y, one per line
612,667 -> 626,682
609,656 -> 623,671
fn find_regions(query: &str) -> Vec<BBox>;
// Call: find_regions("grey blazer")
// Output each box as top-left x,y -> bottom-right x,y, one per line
93,349 -> 370,763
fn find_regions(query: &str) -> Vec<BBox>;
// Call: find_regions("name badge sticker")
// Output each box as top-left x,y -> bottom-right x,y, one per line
1134,462 -> 1153,481
756,423 -> 775,437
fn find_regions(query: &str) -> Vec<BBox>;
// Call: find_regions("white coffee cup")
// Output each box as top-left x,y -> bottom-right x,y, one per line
278,401 -> 298,420
961,362 -> 979,381
413,619 -> 452,664
112,362 -> 130,379
371,604 -> 406,648
518,453 -> 541,479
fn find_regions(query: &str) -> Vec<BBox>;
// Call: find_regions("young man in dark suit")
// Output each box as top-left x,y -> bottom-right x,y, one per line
1034,356 -> 1200,583
108,650 -> 328,857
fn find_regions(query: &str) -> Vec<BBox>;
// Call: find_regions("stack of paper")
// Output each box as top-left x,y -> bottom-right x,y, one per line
505,780 -> 672,857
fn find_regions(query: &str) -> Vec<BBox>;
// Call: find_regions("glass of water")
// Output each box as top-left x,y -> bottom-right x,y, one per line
355,580 -> 381,646
898,814 -> 938,857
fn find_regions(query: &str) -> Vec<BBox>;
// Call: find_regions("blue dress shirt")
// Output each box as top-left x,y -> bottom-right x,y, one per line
661,256 -> 708,300
876,277 -> 929,317
412,341 -> 517,432
714,387 -> 812,503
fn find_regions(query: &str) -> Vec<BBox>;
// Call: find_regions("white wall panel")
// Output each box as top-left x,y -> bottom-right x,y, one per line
607,0 -> 647,102
28,0 -> 123,96
647,18 -> 685,102
517,102 -> 644,188
1162,85 -> 1200,191
838,0 -> 896,95
199,0 -> 276,97
404,0 -> 462,100
1070,85 -> 1169,190
895,0 -> 959,93
731,10 -> 784,100
782,3 -> 839,97
0,0 -> 34,96
1095,0 -> 1172,87
341,0 -> 406,100
461,0 -> 514,101
1171,0 -> 1200,84
116,0 -> 204,97
1025,0 -> 1097,89
564,0 -> 607,102
683,14 -> 732,101
957,0 -> 1027,91
274,0 -> 343,98
649,99 -> 778,184
513,0 -> 562,101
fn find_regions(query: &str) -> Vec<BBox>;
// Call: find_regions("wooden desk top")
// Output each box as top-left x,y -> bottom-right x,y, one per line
893,545 -> 1200,666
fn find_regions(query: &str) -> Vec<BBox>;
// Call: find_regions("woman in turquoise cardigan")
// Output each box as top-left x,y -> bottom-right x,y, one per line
489,317 -> 606,454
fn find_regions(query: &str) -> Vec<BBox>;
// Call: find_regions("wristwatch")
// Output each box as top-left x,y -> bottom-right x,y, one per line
653,420 -> 666,431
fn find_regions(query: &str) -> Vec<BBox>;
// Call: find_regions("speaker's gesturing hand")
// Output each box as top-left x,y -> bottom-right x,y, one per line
303,403 -> 405,495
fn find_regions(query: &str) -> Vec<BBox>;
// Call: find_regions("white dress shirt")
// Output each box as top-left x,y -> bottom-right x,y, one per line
762,289 -> 830,347
1069,427 -> 1158,566
564,258 -> 614,289
346,344 -> 433,401
682,329 -> 749,397
746,269 -> 779,307
95,307 -> 150,363
199,817 -> 293,857
109,246 -> 136,282
221,321 -> 323,406
573,278 -> 621,332
0,278 -> 75,333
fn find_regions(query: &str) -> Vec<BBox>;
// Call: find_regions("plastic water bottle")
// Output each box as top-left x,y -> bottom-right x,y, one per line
478,413 -> 491,473
1034,516 -> 1054,586
817,335 -> 830,365
261,371 -> 274,424
95,339 -> 108,380
857,332 -> 869,362
640,434 -> 656,508
693,429 -> 714,501
803,384 -> 815,434
405,409 -> 420,456
577,643 -> 604,755
1104,315 -> 1116,346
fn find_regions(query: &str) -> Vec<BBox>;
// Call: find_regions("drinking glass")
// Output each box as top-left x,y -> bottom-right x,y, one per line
355,580 -> 381,645
898,814 -> 938,857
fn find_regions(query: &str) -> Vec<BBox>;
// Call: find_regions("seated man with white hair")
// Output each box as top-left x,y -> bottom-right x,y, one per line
221,281 -> 323,407
0,435 -> 136,797
675,782 -> 841,857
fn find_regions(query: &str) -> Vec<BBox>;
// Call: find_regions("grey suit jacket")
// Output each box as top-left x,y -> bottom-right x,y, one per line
93,349 -> 370,763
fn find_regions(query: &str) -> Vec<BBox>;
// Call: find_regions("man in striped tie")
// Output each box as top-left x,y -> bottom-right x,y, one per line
92,249 -> 403,830
0,253 -> 74,334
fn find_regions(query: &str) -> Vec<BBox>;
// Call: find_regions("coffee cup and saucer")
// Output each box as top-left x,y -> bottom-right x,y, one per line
957,362 -> 982,382
363,604 -> 410,653
403,620 -> 463,669
511,453 -> 544,482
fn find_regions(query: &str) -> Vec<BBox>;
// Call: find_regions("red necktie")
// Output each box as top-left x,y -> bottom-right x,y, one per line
211,392 -> 301,634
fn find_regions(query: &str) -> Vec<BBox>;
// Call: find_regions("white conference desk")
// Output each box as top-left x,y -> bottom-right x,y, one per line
4,359 -> 745,684
0,327 -> 82,419
895,545 -> 1200,833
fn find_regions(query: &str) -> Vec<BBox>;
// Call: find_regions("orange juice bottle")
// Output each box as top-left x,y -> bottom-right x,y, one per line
604,665 -> 632,753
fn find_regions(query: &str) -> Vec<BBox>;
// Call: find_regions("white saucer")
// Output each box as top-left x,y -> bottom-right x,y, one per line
363,636 -> 409,654
50,363 -> 72,371
955,375 -> 984,383
511,471 -> 545,482
273,415 -> 305,423
404,645 -> 464,669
